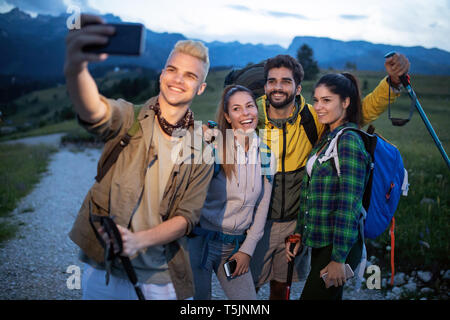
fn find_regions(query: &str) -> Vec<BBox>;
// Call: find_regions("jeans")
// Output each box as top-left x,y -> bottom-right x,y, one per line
81,263 -> 182,300
188,236 -> 257,300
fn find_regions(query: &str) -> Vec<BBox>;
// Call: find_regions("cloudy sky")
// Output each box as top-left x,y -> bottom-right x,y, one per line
1,0 -> 449,51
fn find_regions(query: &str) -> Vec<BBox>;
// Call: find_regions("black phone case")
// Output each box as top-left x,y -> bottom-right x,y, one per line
83,23 -> 145,56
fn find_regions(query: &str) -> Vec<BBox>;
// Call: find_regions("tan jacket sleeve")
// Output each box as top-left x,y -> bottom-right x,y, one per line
361,77 -> 401,126
77,95 -> 134,142
173,163 -> 214,235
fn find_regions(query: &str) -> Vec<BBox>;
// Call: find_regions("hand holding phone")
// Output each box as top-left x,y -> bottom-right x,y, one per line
83,22 -> 146,56
321,263 -> 354,288
64,14 -> 116,76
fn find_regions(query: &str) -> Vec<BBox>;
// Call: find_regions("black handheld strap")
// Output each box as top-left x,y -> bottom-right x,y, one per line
387,77 -> 414,126
88,200 -> 146,300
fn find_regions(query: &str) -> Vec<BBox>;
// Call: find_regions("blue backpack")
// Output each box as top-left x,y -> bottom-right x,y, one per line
320,126 -> 409,239
320,125 -> 409,285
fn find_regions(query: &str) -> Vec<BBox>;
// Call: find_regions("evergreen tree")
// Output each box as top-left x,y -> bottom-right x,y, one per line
296,44 -> 320,81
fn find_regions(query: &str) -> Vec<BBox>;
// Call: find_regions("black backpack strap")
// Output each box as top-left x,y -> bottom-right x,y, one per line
299,103 -> 318,146
95,133 -> 131,182
95,106 -> 142,183
335,127 -> 377,212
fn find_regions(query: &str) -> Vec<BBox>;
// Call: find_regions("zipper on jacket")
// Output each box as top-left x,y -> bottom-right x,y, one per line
281,123 -> 287,220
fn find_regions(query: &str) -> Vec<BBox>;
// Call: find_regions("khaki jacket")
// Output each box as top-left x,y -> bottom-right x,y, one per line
69,95 -> 213,300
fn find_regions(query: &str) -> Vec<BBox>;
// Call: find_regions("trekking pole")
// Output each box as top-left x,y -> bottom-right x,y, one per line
285,234 -> 301,300
120,256 -> 146,300
101,217 -> 146,301
385,52 -> 450,170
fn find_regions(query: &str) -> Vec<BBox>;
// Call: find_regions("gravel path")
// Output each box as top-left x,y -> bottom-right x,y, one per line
0,145 -> 386,300
0,147 -> 101,299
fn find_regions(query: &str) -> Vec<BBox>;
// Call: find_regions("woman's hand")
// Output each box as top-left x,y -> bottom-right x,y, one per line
320,261 -> 347,288
384,53 -> 410,87
285,233 -> 301,263
202,123 -> 220,144
229,251 -> 251,277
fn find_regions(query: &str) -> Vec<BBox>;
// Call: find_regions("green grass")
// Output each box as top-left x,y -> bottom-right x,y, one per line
0,143 -> 57,243
0,222 -> 19,244
190,69 -> 231,122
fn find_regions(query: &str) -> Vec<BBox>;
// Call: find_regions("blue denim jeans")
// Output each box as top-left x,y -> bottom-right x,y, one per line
81,263 -> 183,300
188,235 -> 257,300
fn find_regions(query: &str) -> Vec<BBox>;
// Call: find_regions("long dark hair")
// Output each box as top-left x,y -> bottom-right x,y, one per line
216,85 -> 256,179
314,72 -> 362,127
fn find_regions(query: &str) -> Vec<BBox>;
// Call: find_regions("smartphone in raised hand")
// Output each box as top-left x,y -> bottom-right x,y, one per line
83,22 -> 146,56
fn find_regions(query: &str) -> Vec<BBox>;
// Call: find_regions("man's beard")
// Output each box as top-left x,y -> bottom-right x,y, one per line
267,90 -> 296,109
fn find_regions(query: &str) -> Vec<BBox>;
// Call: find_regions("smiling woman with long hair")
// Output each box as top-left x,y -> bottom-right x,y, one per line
188,85 -> 275,300
286,73 -> 371,300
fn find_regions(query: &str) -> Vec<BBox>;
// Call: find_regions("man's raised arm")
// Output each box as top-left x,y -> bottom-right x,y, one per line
64,14 -> 115,124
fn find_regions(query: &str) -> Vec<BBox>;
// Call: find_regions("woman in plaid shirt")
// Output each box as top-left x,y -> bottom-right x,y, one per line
286,73 -> 371,300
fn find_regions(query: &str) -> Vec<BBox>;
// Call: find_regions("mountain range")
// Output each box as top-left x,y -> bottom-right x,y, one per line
1,8 -> 449,79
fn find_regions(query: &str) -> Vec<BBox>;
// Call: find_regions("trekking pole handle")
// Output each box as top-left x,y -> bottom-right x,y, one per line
384,51 -> 411,88
285,234 -> 301,300
385,52 -> 450,169
286,234 -> 301,251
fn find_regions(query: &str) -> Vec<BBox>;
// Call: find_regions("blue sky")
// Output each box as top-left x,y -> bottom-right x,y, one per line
1,0 -> 449,51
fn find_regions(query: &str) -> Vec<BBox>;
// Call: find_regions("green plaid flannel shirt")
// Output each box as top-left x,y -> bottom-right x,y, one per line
295,122 -> 371,263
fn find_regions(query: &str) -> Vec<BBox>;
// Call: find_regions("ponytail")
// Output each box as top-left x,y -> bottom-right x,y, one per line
340,73 -> 362,127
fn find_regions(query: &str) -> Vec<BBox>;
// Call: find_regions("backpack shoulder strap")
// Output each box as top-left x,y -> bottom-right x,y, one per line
299,102 -> 319,146
318,127 -> 365,176
256,95 -> 267,130
127,105 -> 144,136
259,141 -> 274,183
95,105 -> 143,183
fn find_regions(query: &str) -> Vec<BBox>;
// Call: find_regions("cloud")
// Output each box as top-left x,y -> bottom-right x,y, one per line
226,4 -> 251,12
226,5 -> 308,20
266,11 -> 308,20
339,14 -> 367,20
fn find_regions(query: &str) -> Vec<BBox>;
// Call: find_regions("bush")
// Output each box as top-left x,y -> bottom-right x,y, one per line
297,44 -> 320,81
